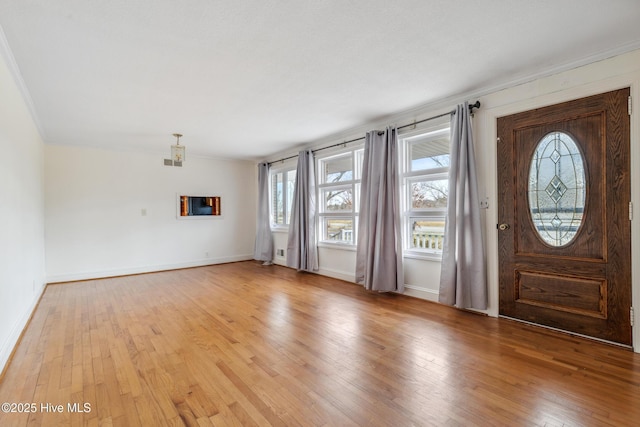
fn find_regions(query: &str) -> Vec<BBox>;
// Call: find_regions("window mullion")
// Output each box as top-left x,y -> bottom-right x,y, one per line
400,125 -> 451,257
316,147 -> 362,245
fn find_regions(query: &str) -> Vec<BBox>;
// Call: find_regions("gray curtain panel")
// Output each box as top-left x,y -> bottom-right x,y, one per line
439,102 -> 487,309
355,127 -> 404,292
286,150 -> 319,272
253,162 -> 274,262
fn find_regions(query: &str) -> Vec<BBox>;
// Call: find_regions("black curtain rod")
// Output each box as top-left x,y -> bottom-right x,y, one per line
267,101 -> 480,165
397,100 -> 481,131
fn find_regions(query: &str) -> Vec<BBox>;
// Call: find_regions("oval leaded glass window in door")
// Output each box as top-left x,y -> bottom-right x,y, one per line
528,131 -> 586,246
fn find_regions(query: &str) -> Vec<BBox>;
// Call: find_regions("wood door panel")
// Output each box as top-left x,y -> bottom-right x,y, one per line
497,88 -> 631,346
500,257 -> 606,315
515,270 -> 606,318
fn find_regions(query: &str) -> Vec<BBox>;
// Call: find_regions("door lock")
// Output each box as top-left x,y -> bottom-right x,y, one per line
498,223 -> 511,231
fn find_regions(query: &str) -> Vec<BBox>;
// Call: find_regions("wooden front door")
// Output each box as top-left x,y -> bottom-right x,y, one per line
497,88 -> 632,346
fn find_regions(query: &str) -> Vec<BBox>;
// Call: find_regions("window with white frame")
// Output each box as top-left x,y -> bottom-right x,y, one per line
400,125 -> 450,258
270,167 -> 296,227
317,146 -> 364,245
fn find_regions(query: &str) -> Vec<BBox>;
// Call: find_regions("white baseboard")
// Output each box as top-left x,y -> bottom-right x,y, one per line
268,262 -> 440,303
52,255 -> 442,306
403,284 -> 439,302
0,283 -> 46,375
273,256 -> 287,266
269,260 -> 355,284
45,254 -> 253,283
315,267 -> 355,283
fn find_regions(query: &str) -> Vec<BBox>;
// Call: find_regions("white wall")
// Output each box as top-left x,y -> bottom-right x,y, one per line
45,145 -> 257,282
0,45 -> 46,373
266,48 -> 640,350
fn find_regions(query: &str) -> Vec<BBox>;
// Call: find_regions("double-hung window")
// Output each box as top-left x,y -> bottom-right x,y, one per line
400,125 -> 450,258
270,167 -> 296,228
317,146 -> 364,245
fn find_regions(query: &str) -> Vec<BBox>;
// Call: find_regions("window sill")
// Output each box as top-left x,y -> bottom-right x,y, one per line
403,251 -> 443,262
318,241 -> 357,252
271,226 -> 290,234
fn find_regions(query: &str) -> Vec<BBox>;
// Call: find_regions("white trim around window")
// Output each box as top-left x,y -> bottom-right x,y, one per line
316,145 -> 364,247
269,163 -> 297,230
399,123 -> 451,261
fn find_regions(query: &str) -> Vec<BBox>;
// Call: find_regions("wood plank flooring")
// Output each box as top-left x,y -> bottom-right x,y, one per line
1,261 -> 639,426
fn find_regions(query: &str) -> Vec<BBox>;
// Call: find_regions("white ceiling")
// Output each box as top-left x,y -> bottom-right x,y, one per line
1,1 -> 640,161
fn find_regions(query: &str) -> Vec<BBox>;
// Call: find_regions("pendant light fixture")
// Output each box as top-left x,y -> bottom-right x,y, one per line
164,133 -> 186,167
171,133 -> 185,164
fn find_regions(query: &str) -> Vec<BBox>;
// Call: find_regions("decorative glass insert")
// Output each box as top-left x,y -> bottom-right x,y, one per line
528,132 -> 586,246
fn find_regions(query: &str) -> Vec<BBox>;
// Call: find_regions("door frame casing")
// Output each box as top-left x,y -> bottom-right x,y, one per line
478,72 -> 640,352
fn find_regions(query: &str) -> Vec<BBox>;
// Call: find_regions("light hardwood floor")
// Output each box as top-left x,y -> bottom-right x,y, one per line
1,261 -> 639,426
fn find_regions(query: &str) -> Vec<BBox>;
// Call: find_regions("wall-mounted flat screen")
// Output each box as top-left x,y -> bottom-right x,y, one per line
179,196 -> 221,216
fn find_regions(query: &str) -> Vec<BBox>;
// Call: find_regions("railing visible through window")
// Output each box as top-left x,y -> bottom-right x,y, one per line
400,125 -> 450,258
317,146 -> 363,245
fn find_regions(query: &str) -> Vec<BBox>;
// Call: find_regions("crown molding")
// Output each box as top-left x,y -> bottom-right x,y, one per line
260,42 -> 640,165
